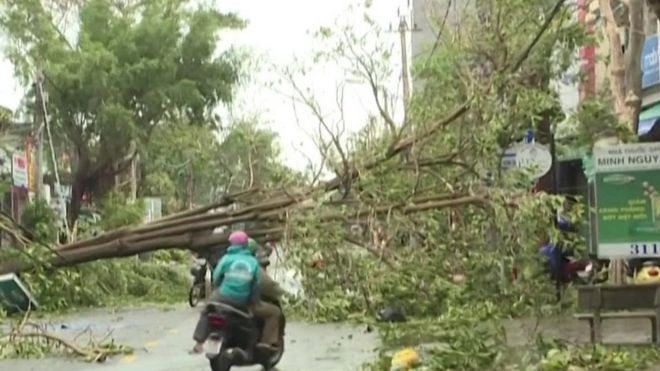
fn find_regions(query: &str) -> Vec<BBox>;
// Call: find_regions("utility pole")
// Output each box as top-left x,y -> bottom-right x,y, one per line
398,16 -> 412,123
389,8 -> 420,248
35,71 -> 71,237
388,6 -> 419,127
33,70 -> 45,199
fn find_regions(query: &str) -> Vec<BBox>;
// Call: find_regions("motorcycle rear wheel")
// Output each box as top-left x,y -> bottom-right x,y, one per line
209,355 -> 231,371
263,335 -> 285,370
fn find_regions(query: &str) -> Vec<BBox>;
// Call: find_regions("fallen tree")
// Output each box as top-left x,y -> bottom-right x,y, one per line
0,190 -> 488,274
0,0 -> 566,282
0,93 -> 481,275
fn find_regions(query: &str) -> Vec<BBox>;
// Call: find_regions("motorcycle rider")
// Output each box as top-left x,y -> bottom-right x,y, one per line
191,230 -> 261,354
247,238 -> 284,350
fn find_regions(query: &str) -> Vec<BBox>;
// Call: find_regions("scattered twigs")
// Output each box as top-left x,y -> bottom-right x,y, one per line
0,310 -> 132,362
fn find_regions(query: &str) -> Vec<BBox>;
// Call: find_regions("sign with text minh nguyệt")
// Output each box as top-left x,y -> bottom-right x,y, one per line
594,142 -> 660,258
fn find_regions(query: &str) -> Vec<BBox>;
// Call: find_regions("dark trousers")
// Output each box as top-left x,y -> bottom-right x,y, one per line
193,290 -> 222,343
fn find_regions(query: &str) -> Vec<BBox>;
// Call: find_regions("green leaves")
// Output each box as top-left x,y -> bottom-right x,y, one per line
99,191 -> 144,230
564,98 -> 636,149
533,342 -> 660,371
141,117 -> 300,211
8,250 -> 191,313
21,200 -> 59,244
141,119 -> 219,209
274,1 -> 598,370
1,0 -> 244,219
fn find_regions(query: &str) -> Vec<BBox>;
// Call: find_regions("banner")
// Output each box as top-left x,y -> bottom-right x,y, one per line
594,143 -> 660,257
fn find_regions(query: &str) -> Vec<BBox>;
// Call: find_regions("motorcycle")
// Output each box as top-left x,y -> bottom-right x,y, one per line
189,261 -> 208,308
575,259 -> 609,285
204,298 -> 286,371
540,254 -> 608,301
204,246 -> 285,371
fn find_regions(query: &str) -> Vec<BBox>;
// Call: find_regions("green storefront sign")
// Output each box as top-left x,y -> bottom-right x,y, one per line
594,142 -> 660,258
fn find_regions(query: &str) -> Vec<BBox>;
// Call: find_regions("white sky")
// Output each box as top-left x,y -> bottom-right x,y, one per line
0,0 -> 406,173
219,0 -> 406,173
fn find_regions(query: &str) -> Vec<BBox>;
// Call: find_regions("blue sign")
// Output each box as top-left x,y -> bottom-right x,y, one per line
642,35 -> 660,89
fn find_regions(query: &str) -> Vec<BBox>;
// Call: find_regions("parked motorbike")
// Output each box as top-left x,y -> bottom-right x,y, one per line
189,262 -> 208,308
575,259 -> 609,285
542,256 -> 608,301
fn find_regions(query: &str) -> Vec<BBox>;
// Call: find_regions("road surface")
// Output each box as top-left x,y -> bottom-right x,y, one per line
1,305 -> 378,371
504,316 -> 657,345
8,305 -> 656,370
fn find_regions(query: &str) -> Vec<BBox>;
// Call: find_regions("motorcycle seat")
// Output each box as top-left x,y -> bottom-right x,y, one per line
207,301 -> 253,319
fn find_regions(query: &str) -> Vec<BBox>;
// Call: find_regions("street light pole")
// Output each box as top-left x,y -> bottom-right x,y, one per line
34,70 -> 44,199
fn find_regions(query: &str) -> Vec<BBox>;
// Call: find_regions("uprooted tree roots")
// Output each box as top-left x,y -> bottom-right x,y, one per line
0,309 -> 132,362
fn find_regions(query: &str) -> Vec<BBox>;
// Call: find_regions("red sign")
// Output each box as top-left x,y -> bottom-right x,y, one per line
12,153 -> 28,188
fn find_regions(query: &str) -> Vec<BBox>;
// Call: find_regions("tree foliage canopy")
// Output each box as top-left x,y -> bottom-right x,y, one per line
141,118 -> 304,211
275,0 -> 623,369
1,0 -> 243,221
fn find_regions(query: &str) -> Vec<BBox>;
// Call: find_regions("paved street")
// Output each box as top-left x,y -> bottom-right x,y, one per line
11,302 -> 658,370
1,305 -> 378,371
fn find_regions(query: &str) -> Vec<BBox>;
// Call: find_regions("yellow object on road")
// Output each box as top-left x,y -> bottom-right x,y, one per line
635,265 -> 660,284
390,347 -> 420,370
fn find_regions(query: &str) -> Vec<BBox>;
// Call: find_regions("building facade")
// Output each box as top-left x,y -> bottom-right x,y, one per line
582,0 -> 660,135
410,0 -> 455,61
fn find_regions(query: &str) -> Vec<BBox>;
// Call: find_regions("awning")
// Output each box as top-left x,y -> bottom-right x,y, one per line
638,103 -> 660,135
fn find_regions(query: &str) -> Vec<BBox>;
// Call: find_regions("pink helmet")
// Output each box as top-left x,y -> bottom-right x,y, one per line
228,230 -> 249,246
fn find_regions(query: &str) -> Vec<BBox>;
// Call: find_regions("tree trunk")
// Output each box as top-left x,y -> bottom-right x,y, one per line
0,227 -> 284,275
600,0 -> 645,132
187,163 -> 194,210
129,152 -> 138,203
69,170 -> 87,227
648,0 -> 660,21
113,161 -> 120,191
627,0 -> 645,133
58,188 -> 256,252
127,139 -> 139,203
645,0 -> 658,34
600,0 -> 628,118
0,191 -> 482,275
599,0 -> 646,284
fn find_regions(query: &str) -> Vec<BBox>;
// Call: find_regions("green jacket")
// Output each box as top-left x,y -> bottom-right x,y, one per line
213,245 -> 261,304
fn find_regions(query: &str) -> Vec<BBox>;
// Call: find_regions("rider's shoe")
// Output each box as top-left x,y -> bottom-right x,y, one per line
189,342 -> 204,354
256,342 -> 277,351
